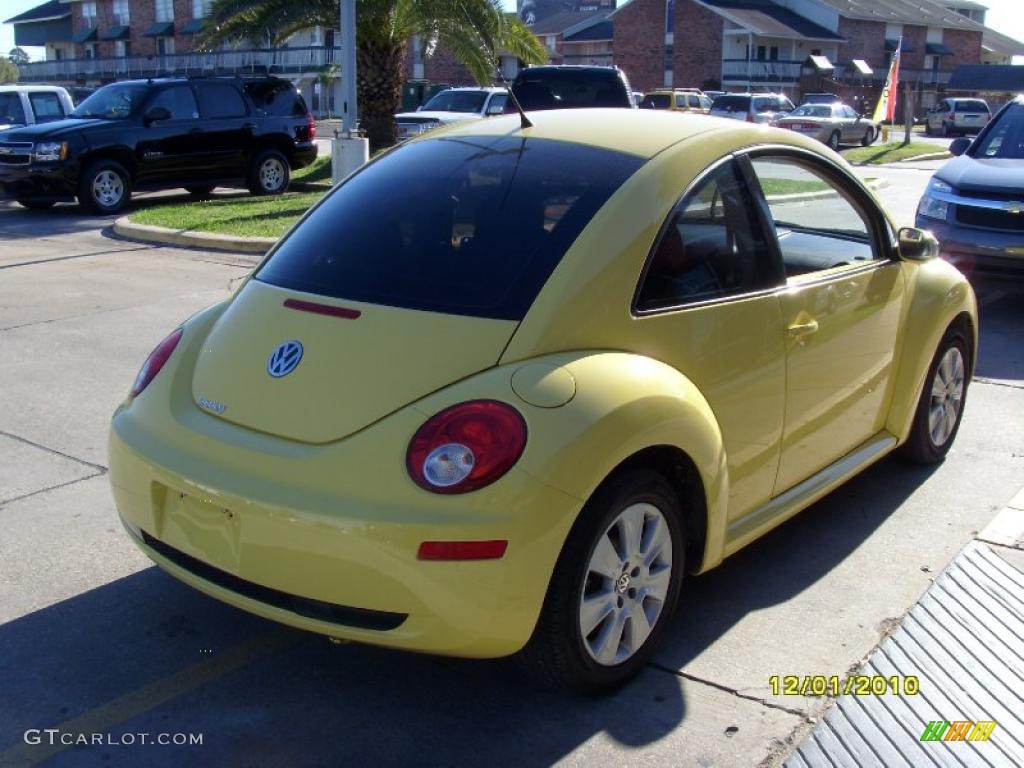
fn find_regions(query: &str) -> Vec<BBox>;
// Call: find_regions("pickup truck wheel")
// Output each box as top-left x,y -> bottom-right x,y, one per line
899,327 -> 970,464
78,160 -> 131,214
248,150 -> 290,196
518,469 -> 685,694
185,185 -> 216,199
17,200 -> 56,210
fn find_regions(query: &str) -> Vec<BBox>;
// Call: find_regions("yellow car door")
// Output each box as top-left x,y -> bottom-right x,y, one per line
744,153 -> 906,494
633,157 -> 788,522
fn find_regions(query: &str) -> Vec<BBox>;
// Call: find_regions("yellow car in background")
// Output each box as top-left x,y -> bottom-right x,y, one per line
639,89 -> 712,113
109,110 -> 977,693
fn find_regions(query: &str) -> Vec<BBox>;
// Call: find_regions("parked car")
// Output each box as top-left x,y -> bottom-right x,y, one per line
916,95 -> 1024,279
773,102 -> 878,149
924,98 -> 991,137
0,85 -> 75,131
639,89 -> 712,113
0,76 -> 316,213
109,109 -> 975,694
507,65 -> 634,111
709,92 -> 795,124
800,92 -> 839,106
393,87 -> 507,140
631,90 -> 644,107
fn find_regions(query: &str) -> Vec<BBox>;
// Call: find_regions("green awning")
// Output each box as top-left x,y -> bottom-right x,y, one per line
926,42 -> 954,56
72,26 -> 97,43
180,18 -> 206,35
144,21 -> 175,37
100,25 -> 130,41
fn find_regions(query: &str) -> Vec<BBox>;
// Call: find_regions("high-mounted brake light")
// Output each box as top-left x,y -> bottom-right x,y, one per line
131,328 -> 183,397
406,400 -> 527,494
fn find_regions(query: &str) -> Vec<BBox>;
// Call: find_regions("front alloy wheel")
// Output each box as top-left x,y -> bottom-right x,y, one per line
928,346 -> 965,448
78,160 -> 131,214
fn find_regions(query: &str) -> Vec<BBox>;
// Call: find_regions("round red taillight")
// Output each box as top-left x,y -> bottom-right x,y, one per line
131,328 -> 183,397
406,400 -> 527,494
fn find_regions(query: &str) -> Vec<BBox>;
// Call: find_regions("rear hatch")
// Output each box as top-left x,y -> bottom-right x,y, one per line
191,281 -> 516,444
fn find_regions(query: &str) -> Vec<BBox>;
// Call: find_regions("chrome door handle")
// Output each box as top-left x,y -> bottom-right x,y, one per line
788,319 -> 819,336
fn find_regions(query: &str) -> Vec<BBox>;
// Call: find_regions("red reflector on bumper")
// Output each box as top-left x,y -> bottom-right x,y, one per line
417,540 -> 508,561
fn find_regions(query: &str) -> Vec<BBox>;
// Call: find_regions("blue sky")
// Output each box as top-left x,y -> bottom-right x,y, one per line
3,0 -> 1022,61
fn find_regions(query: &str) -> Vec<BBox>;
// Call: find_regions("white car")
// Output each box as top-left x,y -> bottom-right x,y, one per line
0,85 -> 75,132
394,87 -> 508,140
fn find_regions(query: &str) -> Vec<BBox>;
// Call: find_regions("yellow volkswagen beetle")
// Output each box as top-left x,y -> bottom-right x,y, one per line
109,109 -> 976,693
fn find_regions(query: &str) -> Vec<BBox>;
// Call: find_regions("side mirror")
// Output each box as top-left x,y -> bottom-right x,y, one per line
898,227 -> 940,262
144,106 -> 171,125
949,137 -> 970,156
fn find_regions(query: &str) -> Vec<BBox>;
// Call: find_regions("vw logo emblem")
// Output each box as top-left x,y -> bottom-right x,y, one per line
267,340 -> 303,378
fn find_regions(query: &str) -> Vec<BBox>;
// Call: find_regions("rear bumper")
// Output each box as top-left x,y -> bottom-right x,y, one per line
0,164 -> 77,201
108,394 -> 580,658
917,216 -> 1024,280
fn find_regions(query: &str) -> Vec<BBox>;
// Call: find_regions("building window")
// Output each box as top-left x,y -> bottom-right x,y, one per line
155,0 -> 174,23
756,45 -> 766,60
769,46 -> 779,61
115,40 -> 131,57
112,0 -> 130,26
81,1 -> 97,27
157,37 -> 175,55
84,43 -> 97,59
54,48 -> 65,60
193,0 -> 212,17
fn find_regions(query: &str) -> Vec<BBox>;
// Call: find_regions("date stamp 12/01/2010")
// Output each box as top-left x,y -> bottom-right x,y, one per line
769,674 -> 920,697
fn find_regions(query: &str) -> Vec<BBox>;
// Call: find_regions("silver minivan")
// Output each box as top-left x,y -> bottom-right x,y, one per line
710,92 -> 795,124
924,98 -> 991,137
0,85 -> 75,132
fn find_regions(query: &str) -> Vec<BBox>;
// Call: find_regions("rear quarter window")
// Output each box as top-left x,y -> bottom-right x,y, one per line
256,136 -> 644,320
245,81 -> 307,116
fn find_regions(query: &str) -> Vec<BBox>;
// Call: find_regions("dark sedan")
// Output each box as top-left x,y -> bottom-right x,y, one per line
916,95 -> 1024,279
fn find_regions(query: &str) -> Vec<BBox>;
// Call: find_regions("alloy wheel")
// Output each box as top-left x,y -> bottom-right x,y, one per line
260,157 -> 286,192
928,346 -> 965,447
92,170 -> 125,209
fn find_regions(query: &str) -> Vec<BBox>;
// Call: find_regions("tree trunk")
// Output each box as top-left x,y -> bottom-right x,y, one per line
357,40 -> 406,151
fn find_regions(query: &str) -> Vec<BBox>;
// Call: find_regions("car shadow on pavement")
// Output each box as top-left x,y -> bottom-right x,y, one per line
0,566 -> 685,767
974,285 -> 1024,381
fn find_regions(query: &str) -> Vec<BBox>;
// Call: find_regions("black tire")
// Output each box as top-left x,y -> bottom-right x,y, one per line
898,326 -> 970,464
248,149 -> 290,196
860,128 -> 875,147
185,185 -> 216,199
517,468 -> 686,695
943,121 -> 954,138
924,120 -> 934,136
826,131 -> 841,151
17,200 -> 56,210
78,159 -> 131,214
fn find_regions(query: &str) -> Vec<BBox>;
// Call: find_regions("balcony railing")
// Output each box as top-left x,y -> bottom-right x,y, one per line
722,58 -> 802,83
18,46 -> 342,82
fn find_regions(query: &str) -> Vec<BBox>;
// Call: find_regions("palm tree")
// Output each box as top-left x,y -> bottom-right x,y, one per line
199,0 -> 547,149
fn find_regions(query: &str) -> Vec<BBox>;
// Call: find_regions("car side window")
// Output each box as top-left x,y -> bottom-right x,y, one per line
148,86 -> 199,120
197,84 -> 247,119
747,156 -> 882,278
636,159 -> 784,311
29,92 -> 65,122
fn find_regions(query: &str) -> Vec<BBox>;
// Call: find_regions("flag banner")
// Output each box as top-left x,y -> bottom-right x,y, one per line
872,37 -> 902,123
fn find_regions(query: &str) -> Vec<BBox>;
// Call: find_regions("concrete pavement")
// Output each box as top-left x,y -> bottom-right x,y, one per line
1,172 -> 1022,767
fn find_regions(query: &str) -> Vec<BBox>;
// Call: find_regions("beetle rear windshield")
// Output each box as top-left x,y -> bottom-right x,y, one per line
256,136 -> 643,320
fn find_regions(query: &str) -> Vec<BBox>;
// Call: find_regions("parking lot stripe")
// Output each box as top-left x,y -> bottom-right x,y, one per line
2,630 -> 296,766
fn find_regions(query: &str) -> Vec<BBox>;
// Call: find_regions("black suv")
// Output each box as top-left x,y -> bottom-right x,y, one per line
0,76 -> 317,213
506,66 -> 634,111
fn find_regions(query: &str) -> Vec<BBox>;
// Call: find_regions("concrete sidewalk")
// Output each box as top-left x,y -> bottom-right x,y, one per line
784,493 -> 1024,767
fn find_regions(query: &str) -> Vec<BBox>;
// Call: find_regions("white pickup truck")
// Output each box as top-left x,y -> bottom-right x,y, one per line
0,85 -> 75,132
394,87 -> 508,140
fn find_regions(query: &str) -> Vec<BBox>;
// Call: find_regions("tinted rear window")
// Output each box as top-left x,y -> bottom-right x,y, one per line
245,81 -> 307,116
256,136 -> 643,320
955,100 -> 988,112
512,69 -> 630,110
640,94 -> 671,109
711,95 -> 749,112
0,93 -> 26,124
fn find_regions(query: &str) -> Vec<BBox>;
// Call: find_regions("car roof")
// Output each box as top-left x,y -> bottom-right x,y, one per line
422,108 -> 821,160
434,86 -> 505,93
0,84 -> 69,93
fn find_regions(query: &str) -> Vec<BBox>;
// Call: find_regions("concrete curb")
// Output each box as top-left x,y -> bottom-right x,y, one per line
977,487 -> 1024,549
113,217 -> 276,254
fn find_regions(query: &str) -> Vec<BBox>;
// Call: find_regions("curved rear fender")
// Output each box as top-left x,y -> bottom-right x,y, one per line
412,351 -> 730,571
887,260 -> 978,443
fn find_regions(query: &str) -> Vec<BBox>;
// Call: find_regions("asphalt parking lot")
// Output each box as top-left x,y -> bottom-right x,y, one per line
1,167 -> 1022,766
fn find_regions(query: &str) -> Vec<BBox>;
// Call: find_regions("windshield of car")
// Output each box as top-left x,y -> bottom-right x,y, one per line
0,93 -> 26,124
639,94 -> 671,109
790,105 -> 831,118
955,100 -> 988,112
422,90 -> 488,113
71,85 -> 149,119
512,69 -> 630,110
974,103 -> 1024,159
256,136 -> 644,320
711,95 -> 749,112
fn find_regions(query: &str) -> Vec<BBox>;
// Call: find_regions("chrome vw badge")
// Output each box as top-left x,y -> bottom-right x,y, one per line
267,340 -> 303,378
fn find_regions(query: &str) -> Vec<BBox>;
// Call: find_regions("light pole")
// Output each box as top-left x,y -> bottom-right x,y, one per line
332,0 -> 369,182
